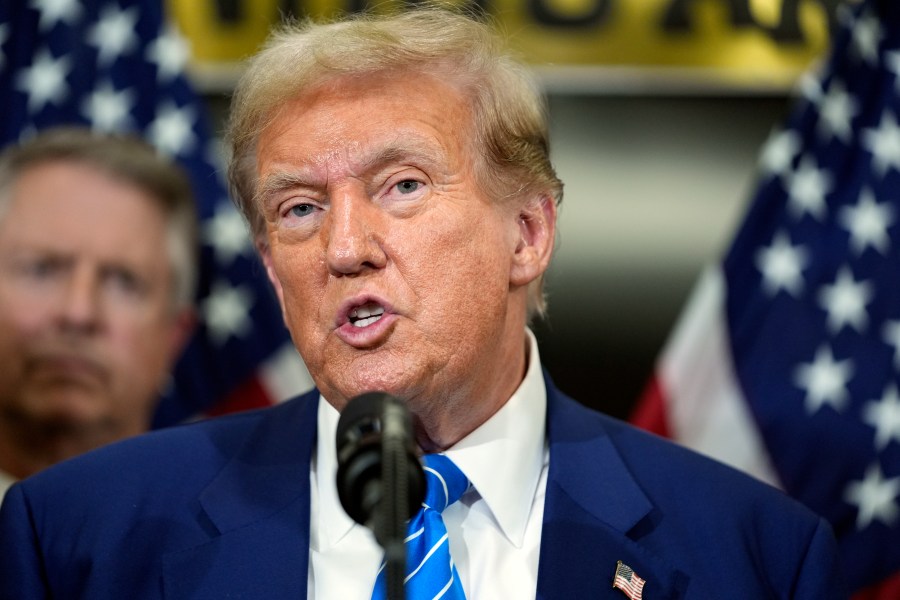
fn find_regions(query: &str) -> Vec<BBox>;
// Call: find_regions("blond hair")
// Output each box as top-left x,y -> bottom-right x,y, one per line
227,5 -> 562,317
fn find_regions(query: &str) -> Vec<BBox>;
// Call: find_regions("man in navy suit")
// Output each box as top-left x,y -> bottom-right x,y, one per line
0,6 -> 846,599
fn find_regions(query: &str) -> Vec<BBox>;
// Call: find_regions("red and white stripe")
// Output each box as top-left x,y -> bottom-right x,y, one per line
632,266 -> 781,488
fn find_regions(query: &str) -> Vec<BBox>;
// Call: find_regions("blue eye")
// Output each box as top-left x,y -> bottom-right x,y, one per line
395,180 -> 420,194
289,203 -> 315,218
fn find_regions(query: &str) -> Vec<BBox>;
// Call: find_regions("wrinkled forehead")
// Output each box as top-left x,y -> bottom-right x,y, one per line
256,71 -> 476,179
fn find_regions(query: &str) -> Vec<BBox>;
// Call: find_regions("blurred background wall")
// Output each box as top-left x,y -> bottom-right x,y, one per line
527,93 -> 791,418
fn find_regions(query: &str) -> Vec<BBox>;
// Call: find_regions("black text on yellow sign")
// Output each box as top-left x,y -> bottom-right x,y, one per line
169,0 -> 857,84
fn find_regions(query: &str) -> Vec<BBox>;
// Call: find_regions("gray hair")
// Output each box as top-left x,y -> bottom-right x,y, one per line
226,5 -> 563,318
0,127 -> 199,310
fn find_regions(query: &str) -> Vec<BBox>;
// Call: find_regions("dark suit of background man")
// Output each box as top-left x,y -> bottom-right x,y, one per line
0,7 -> 848,599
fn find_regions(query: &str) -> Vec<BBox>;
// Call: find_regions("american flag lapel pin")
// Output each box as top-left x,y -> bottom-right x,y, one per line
613,560 -> 646,600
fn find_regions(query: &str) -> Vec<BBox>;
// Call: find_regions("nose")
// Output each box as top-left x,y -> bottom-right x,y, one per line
324,189 -> 387,276
57,265 -> 101,333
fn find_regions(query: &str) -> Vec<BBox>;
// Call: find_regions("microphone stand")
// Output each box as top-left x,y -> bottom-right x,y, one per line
378,400 -> 410,600
335,392 -> 424,600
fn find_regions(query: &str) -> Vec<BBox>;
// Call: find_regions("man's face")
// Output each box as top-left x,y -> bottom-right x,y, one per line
0,161 -> 189,439
256,71 -> 543,428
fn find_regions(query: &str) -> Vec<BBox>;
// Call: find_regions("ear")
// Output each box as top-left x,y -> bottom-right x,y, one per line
257,238 -> 287,316
510,194 -> 557,287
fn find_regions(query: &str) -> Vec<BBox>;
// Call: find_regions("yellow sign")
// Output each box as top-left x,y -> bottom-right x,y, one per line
169,0 -> 856,89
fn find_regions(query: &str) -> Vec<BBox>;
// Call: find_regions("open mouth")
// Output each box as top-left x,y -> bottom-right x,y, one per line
348,302 -> 385,328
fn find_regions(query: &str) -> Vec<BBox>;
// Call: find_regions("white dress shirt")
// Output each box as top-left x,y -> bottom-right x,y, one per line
309,329 -> 549,599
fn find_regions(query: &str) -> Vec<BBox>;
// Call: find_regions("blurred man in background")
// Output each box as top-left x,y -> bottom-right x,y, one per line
0,127 -> 197,500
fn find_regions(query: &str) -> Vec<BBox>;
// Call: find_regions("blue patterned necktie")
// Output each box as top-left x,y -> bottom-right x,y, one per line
372,453 -> 469,600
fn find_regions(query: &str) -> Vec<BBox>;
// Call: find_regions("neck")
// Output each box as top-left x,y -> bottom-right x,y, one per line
412,328 -> 530,453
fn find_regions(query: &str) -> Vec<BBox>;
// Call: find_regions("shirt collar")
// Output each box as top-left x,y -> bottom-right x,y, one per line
445,328 -> 547,547
315,395 -> 356,551
314,328 -> 547,550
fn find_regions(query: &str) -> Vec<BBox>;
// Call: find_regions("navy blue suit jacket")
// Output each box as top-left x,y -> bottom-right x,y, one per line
0,374 -> 847,598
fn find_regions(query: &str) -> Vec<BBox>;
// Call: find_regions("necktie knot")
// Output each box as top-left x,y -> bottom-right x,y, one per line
422,454 -> 469,513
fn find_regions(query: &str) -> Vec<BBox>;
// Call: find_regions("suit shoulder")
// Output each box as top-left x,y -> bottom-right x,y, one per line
555,392 -> 816,523
546,393 -> 845,597
607,409 -> 794,504
19,391 -> 317,502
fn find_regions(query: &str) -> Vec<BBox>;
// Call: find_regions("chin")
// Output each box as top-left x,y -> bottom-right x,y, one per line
336,354 -> 422,393
24,388 -> 108,425
328,378 -> 424,411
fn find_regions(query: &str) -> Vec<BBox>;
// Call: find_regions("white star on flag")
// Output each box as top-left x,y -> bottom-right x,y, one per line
817,266 -> 874,333
838,188 -> 894,255
755,231 -> 808,297
818,80 -> 859,143
784,156 -> 832,220
146,25 -> 190,83
81,81 -> 135,133
852,10 -> 884,65
202,281 -> 255,345
86,5 -> 140,67
793,345 -> 854,414
844,463 -> 900,529
204,203 -> 253,265
147,101 -> 197,157
862,110 -> 900,177
863,385 -> 900,451
15,49 -> 71,114
798,68 -> 825,105
29,0 -> 83,31
758,128 -> 801,177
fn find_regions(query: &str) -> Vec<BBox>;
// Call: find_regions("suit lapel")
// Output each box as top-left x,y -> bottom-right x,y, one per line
162,392 -> 320,599
159,378 -> 690,598
537,377 -> 688,599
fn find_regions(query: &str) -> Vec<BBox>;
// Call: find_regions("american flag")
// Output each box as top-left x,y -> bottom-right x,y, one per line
632,0 -> 900,596
612,561 -> 645,600
0,0 -> 314,425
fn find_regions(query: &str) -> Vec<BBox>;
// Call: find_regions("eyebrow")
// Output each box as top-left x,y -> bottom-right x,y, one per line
256,171 -> 316,211
256,137 -> 447,208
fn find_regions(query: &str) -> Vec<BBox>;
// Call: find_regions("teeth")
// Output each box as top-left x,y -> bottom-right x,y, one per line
352,315 -> 381,328
349,302 -> 384,327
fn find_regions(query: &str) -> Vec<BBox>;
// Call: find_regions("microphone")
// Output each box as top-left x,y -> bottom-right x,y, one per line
335,391 -> 425,540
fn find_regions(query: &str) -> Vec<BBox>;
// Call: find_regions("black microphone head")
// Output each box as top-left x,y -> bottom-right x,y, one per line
336,391 -> 391,450
335,392 -> 425,528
